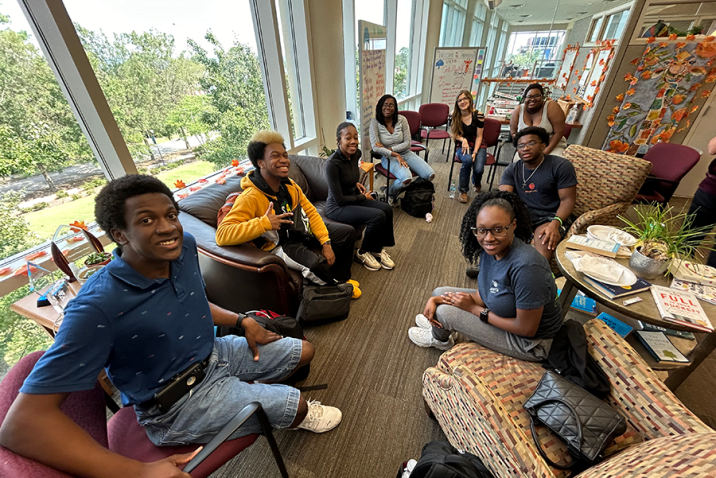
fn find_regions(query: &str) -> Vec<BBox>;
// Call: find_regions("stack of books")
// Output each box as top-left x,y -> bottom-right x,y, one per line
565,235 -> 620,258
583,276 -> 651,299
651,285 -> 714,333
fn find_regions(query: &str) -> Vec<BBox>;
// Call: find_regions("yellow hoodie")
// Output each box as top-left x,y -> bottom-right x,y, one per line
215,173 -> 330,250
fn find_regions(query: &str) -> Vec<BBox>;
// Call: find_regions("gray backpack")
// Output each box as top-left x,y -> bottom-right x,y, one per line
296,283 -> 352,324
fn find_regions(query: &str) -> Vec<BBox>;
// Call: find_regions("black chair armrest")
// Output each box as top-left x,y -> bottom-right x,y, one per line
183,402 -> 263,474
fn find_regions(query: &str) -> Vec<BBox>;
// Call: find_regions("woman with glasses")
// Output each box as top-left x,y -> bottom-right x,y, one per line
370,94 -> 435,205
408,190 -> 563,361
509,83 -> 567,157
450,90 -> 487,203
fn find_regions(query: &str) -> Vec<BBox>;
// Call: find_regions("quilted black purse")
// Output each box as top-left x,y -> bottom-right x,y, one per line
523,371 -> 626,470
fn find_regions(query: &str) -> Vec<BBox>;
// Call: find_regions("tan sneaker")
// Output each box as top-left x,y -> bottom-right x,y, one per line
458,192 -> 468,203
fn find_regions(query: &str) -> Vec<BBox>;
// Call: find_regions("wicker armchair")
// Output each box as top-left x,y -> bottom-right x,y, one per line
564,145 -> 652,236
422,319 -> 716,478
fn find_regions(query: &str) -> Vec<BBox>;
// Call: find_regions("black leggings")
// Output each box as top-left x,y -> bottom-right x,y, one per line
326,201 -> 395,254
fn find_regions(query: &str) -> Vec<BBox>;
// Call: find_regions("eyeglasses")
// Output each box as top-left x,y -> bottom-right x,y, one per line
516,141 -> 541,150
471,225 -> 511,238
458,97 -> 470,103
524,94 -> 543,101
383,103 -> 396,109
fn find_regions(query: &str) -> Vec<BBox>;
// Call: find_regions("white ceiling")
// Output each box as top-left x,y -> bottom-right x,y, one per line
493,0 -> 633,26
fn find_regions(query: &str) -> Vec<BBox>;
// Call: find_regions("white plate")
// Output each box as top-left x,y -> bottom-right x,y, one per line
587,225 -> 637,247
574,255 -> 638,287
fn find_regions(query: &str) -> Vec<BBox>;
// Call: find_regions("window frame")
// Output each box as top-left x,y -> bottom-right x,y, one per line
585,2 -> 634,46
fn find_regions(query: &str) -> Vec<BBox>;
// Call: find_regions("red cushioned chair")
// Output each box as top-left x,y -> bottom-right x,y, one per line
400,110 -> 429,161
0,352 -> 289,477
447,118 -> 503,192
419,103 -> 452,162
634,142 -> 701,206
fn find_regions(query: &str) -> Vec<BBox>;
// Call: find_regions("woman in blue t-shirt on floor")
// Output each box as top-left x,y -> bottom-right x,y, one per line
408,190 -> 563,361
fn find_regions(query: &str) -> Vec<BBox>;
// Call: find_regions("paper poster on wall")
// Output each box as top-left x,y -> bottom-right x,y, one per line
429,47 -> 480,106
556,46 -> 579,90
580,47 -> 612,105
359,20 -> 386,153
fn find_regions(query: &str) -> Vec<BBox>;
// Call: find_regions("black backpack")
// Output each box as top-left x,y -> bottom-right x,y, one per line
401,178 -> 435,218
400,441 -> 494,478
296,283 -> 353,325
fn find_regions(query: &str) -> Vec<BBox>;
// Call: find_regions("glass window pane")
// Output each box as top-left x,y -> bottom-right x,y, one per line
589,17 -> 604,42
64,0 -> 269,186
470,18 -> 484,46
275,0 -> 305,140
394,0 -> 415,100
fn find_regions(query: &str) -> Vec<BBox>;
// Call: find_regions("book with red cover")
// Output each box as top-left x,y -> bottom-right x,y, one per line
650,285 -> 714,333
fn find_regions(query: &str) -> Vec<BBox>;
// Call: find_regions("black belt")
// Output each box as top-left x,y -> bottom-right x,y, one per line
139,356 -> 211,410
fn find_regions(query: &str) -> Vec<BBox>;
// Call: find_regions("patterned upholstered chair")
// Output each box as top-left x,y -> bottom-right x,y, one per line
422,319 -> 716,478
563,145 -> 652,237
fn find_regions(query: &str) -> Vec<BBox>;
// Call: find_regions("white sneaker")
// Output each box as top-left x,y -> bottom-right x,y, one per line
356,250 -> 381,271
297,400 -> 342,433
415,314 -> 431,329
408,327 -> 454,350
375,249 -> 394,269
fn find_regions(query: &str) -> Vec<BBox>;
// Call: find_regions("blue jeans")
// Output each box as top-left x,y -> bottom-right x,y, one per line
381,150 -> 435,197
457,147 -> 487,193
135,336 -> 302,445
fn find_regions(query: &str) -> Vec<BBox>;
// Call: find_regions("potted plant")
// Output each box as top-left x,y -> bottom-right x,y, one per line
85,251 -> 112,267
618,204 -> 716,279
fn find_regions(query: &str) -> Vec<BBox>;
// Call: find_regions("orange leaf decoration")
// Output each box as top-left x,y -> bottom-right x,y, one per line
198,178 -> 208,184
590,80 -> 597,87
686,34 -> 696,41
14,265 -> 38,277
608,140 -> 629,153
659,42 -> 669,48
68,235 -> 84,243
69,220 -> 88,232
190,186 -> 201,192
630,58 -> 639,65
630,78 -> 639,85
672,108 -> 687,121
627,89 -> 636,96
695,41 -> 716,58
177,192 -> 189,200
231,159 -> 239,167
687,119 -> 691,128
25,251 -> 47,261
174,180 -> 186,189
706,74 -> 716,83
615,93 -> 624,101
702,90 -> 712,98
573,87 -> 578,93
624,103 -> 632,109
669,33 -> 678,40
624,73 -> 634,81
236,167 -> 245,176
607,115 -> 615,127
690,82 -> 703,91
595,86 -> 601,94
637,65 -> 644,71
646,37 -> 656,44
577,75 -> 582,80
706,36 -> 716,43
691,105 -> 700,113
612,106 -> 620,114
672,94 -> 686,105
0,267 -> 10,276
676,42 -> 686,48
216,176 -> 227,185
598,59 -> 605,66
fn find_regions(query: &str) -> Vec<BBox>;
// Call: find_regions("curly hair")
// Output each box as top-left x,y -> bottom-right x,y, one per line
95,174 -> 178,245
375,94 -> 399,126
459,190 -> 533,264
247,130 -> 286,169
513,126 -> 550,147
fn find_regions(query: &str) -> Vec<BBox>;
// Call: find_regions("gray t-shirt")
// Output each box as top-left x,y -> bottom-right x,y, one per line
478,237 -> 562,339
500,154 -> 577,224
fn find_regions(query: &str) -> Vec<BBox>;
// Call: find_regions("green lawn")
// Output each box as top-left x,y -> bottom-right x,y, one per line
24,161 -> 218,240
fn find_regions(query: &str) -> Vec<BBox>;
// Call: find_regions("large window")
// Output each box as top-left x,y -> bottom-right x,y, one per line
587,3 -> 633,44
394,0 -> 415,99
469,3 -> 487,47
439,0 -> 468,47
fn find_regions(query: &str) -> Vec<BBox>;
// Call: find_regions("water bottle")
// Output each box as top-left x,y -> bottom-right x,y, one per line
449,180 -> 456,199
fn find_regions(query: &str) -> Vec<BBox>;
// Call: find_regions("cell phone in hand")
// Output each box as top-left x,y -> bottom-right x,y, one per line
370,191 -> 378,200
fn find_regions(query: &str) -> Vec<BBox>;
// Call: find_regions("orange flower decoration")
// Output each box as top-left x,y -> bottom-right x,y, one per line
702,90 -> 712,98
695,41 -> 716,58
669,33 -> 678,40
609,140 -> 629,153
231,159 -> 239,167
686,34 -> 696,41
69,220 -> 88,232
615,93 -> 624,101
646,37 -> 656,44
676,42 -> 686,48
626,88 -> 636,96
174,180 -> 186,189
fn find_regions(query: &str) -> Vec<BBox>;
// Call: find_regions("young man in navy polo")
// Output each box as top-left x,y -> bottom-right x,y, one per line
500,126 -> 577,262
0,175 -> 341,477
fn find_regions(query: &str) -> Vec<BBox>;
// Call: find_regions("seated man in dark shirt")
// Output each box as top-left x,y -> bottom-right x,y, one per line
499,126 -> 577,262
0,175 -> 342,477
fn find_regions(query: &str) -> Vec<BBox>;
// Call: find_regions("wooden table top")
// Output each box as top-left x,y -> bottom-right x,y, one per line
555,241 -> 716,332
10,281 -> 80,334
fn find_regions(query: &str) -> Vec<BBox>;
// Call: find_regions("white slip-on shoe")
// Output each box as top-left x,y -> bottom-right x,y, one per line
356,250 -> 381,271
297,400 -> 342,433
408,327 -> 454,350
375,249 -> 394,269
415,314 -> 431,329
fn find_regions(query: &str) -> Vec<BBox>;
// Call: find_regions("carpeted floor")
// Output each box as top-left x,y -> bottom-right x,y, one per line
212,148 -> 716,477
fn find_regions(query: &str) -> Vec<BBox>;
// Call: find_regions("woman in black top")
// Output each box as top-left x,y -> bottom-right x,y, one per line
325,122 -> 396,272
450,90 -> 487,203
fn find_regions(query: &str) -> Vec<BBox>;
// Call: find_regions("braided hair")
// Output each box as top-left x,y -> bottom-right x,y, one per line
459,190 -> 533,264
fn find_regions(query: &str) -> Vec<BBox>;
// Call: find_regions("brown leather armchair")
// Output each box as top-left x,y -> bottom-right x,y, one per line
178,154 -> 364,315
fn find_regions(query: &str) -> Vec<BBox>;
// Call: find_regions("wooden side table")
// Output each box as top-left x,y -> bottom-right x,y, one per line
360,161 -> 375,192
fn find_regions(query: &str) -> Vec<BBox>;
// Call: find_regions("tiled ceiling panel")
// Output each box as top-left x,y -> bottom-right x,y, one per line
494,0 -> 633,25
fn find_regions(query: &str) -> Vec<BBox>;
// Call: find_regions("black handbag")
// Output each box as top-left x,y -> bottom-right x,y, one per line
297,283 -> 353,324
523,371 -> 626,471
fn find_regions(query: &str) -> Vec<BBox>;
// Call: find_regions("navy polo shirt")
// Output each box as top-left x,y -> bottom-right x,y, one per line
21,233 -> 215,406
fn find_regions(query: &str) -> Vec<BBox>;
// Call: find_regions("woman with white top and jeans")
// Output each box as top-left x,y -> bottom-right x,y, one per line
370,94 -> 435,204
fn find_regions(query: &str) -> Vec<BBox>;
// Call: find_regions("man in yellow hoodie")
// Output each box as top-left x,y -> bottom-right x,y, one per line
216,131 -> 358,291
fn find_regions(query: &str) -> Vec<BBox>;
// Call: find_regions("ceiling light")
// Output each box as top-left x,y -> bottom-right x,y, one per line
564,17 -> 574,20
508,4 -> 524,8
576,11 -> 589,14
517,19 -> 525,22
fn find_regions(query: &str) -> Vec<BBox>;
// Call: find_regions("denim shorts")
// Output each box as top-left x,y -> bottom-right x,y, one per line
135,335 -> 302,445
